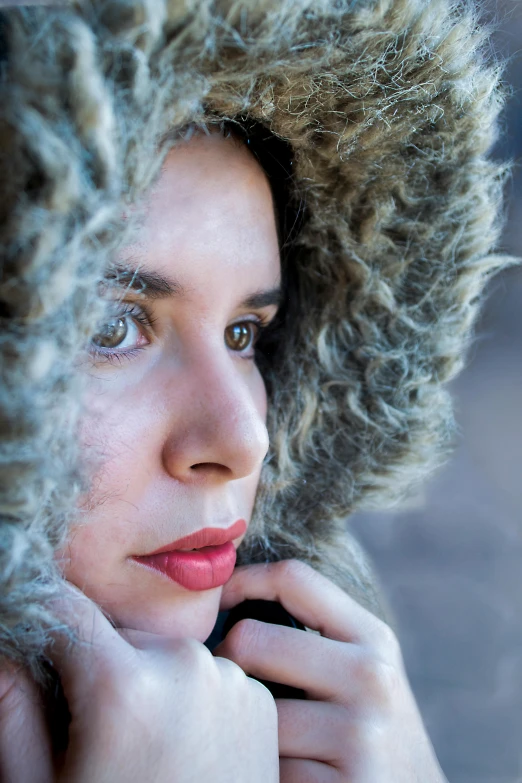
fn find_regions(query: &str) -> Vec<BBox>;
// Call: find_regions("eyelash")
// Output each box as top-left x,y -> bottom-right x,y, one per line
90,303 -> 156,366
226,317 -> 271,362
90,303 -> 271,366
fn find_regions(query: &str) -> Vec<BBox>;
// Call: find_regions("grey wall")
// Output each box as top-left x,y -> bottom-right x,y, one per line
348,2 -> 522,781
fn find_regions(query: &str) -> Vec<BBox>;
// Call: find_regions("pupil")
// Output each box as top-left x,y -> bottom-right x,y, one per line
226,324 -> 251,351
92,317 -> 127,348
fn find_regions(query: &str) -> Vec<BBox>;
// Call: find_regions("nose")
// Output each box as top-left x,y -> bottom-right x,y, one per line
161,351 -> 269,485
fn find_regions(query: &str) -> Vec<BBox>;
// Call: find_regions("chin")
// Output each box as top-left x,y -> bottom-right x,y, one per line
100,586 -> 223,643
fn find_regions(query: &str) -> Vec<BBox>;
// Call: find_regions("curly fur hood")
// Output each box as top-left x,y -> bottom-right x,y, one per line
0,0 -> 519,672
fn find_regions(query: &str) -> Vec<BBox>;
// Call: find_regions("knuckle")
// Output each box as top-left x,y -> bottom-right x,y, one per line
373,620 -> 401,659
266,558 -> 315,593
247,677 -> 278,719
351,651 -> 400,708
247,673 -> 271,700
372,660 -> 401,708
214,653 -> 246,686
275,558 -> 312,582
170,638 -> 219,690
222,617 -> 263,661
170,636 -> 209,668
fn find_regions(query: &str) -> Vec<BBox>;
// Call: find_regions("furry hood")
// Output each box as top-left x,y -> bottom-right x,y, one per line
0,0 -> 518,671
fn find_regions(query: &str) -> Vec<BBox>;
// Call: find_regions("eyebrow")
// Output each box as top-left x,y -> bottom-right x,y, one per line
105,263 -> 282,310
240,288 -> 282,309
105,263 -> 180,299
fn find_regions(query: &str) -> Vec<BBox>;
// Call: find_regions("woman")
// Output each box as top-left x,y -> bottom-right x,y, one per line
0,0 -> 517,780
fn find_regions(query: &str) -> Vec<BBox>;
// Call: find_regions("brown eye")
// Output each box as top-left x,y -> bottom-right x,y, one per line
92,317 -> 128,349
224,322 -> 257,352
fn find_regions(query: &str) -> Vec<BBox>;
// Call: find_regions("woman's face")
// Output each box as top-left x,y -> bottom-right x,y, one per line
58,132 -> 281,643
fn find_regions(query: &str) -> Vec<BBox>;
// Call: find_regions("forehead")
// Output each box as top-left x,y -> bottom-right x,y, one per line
121,132 -> 281,293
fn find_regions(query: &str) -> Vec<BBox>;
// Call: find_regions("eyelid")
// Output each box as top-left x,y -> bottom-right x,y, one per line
90,301 -> 155,364
231,304 -> 278,327
116,301 -> 157,332
231,312 -> 271,336
91,302 -> 277,367
226,313 -> 274,360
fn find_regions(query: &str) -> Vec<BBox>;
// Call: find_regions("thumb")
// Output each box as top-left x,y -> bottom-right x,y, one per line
47,582 -> 132,704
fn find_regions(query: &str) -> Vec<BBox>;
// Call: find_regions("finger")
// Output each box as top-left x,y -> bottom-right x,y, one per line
221,560 -> 389,647
214,620 -> 357,701
0,666 -> 53,783
279,757 -> 341,783
276,698 -> 348,764
213,619 -> 389,706
47,582 -> 134,699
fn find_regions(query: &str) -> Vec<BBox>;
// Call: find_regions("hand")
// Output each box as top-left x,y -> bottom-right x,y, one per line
54,584 -> 280,782
213,559 -> 449,783
0,663 -> 53,783
1,584 -> 279,783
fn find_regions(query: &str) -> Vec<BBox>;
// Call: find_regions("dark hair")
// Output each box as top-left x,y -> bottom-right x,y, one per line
161,117 -> 303,259
221,118 -> 304,261
159,117 -> 305,381
219,119 -> 306,380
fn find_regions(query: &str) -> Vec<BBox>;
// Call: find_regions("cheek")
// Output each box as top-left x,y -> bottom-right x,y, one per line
60,363 -> 268,580
57,518 -> 128,587
57,389 -> 153,575
77,381 -> 155,506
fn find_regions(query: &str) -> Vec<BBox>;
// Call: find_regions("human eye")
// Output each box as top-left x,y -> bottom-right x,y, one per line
90,302 -> 155,365
224,317 -> 271,360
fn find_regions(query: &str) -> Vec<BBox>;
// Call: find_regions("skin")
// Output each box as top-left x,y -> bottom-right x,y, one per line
0,131 -> 449,783
57,130 -> 280,643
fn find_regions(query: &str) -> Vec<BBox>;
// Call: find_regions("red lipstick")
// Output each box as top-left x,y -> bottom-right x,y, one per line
133,519 -> 247,591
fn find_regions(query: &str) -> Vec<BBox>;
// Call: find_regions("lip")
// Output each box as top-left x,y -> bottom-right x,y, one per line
139,519 -> 247,555
132,519 -> 247,591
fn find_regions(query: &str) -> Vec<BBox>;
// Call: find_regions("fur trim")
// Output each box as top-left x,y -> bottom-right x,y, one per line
0,0 -> 519,672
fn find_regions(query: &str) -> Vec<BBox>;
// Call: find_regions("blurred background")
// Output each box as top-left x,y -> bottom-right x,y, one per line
1,0 -> 519,779
348,2 -> 522,781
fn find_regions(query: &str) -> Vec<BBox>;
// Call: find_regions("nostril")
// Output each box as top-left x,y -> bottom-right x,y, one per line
189,463 -> 231,475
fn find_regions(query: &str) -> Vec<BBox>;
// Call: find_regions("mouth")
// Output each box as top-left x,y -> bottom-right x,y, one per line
132,519 -> 247,591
